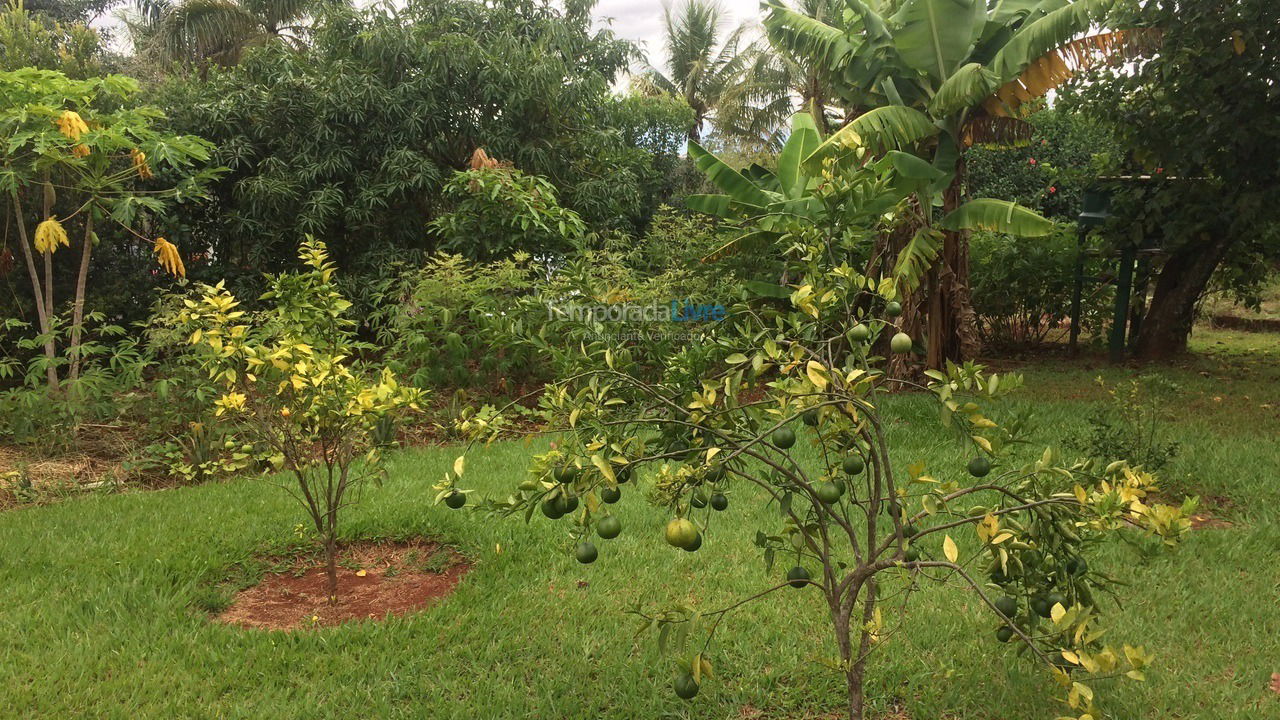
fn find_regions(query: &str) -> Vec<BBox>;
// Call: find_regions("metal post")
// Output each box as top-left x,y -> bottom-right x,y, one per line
1109,245 -> 1136,363
1069,228 -> 1086,354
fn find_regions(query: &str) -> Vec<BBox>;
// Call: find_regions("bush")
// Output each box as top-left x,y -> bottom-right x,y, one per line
969,228 -> 1111,348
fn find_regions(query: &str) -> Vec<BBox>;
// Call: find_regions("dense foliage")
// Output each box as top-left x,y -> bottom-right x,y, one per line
1069,0 -> 1280,357
151,0 -> 691,300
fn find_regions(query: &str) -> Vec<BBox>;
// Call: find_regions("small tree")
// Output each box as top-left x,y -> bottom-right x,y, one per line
0,67 -> 218,391
178,240 -> 422,602
457,151 -> 1193,719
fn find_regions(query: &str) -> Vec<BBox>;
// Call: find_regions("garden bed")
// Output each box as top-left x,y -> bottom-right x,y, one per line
216,539 -> 471,630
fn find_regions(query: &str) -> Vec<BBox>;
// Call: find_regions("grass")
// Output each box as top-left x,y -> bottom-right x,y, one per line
0,327 -> 1277,719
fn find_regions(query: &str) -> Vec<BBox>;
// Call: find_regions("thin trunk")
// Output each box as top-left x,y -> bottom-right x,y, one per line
9,190 -> 58,390
69,210 -> 93,383
1133,234 -> 1234,360
848,579 -> 877,720
324,531 -> 338,604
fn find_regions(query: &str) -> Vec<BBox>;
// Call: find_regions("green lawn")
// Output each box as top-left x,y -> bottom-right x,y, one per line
1,328 -> 1277,719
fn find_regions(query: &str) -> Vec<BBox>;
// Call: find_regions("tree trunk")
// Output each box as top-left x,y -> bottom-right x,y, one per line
927,161 -> 981,369
9,190 -> 59,390
69,211 -> 94,383
1132,233 -> 1234,360
324,532 -> 339,604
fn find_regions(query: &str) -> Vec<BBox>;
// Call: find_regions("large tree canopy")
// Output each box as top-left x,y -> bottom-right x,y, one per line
1071,0 -> 1280,358
153,0 -> 690,293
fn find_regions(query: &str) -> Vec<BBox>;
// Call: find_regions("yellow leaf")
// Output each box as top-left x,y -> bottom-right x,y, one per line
355,569 -> 367,577
943,535 -> 958,563
453,455 -> 466,477
971,435 -> 993,453
1051,602 -> 1067,624
806,360 -> 829,390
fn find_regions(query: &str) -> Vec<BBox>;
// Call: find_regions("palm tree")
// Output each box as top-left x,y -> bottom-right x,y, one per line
764,0 -> 1159,367
126,0 -> 337,65
642,0 -> 794,145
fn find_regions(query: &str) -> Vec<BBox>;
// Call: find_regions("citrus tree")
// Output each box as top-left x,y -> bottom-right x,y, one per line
176,240 -> 422,602
0,67 -> 217,391
453,153 -> 1193,719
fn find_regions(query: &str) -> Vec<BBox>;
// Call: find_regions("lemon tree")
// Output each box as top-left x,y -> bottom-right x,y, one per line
176,240 -> 421,602
456,140 -> 1195,720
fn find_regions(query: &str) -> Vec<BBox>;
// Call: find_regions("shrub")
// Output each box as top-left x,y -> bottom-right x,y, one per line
969,228 -> 1111,348
176,239 -> 422,601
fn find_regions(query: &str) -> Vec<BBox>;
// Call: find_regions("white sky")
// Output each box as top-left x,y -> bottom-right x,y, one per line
593,0 -> 764,71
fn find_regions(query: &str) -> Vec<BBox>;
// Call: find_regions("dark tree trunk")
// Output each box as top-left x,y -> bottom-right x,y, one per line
1133,233 -> 1234,360
927,161 -> 980,369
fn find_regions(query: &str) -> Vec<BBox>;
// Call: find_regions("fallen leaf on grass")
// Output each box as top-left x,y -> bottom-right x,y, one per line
1269,672 -> 1280,696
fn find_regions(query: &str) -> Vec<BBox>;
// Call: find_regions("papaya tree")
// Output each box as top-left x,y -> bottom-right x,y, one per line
454,150 -> 1192,719
0,67 -> 218,391
762,0 -> 1160,367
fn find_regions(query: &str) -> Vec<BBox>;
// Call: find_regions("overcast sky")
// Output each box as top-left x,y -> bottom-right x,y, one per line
594,0 -> 764,71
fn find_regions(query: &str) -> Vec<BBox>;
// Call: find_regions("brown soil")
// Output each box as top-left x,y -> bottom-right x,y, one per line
216,539 -> 471,631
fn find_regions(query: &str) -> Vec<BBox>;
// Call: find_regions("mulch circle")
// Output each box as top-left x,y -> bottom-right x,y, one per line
216,538 -> 471,631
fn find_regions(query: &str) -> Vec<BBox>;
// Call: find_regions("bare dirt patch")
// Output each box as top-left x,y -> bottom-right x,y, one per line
216,539 -> 470,630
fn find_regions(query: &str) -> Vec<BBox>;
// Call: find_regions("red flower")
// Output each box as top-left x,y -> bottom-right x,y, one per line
1029,158 -> 1037,165
1049,186 -> 1057,194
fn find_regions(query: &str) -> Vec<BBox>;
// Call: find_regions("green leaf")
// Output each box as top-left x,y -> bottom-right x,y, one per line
776,112 -> 820,199
928,62 -> 998,117
893,226 -> 943,290
988,0 -> 1108,83
805,106 -> 938,167
889,0 -> 986,82
687,140 -> 774,207
939,198 -> 1055,236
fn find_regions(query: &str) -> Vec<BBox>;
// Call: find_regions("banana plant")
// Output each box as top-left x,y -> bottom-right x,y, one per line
762,0 -> 1160,365
685,112 -> 1053,291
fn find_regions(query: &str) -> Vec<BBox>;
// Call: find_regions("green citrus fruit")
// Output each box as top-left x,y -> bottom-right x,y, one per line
816,482 -> 842,504
683,532 -> 702,552
885,301 -> 903,317
996,626 -> 1014,643
842,456 -> 865,475
601,486 -> 621,504
890,332 -> 913,354
994,596 -> 1018,617
705,464 -> 726,483
849,323 -> 871,342
1031,596 -> 1052,618
665,518 -> 698,549
691,490 -> 708,509
802,409 -> 820,426
444,491 -> 466,509
771,427 -> 796,449
597,515 -> 621,539
988,567 -> 1010,585
1047,591 -> 1068,609
615,465 -> 632,484
967,456 -> 991,477
901,523 -> 919,538
1065,557 -> 1087,576
554,465 -> 578,483
886,502 -> 902,519
903,545 -> 921,562
575,541 -> 597,564
786,565 -> 811,588
541,498 -> 564,520
673,672 -> 700,700
710,493 -> 728,511
561,495 -> 579,514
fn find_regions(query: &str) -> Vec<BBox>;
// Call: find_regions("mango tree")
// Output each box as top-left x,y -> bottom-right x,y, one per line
454,148 -> 1192,719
